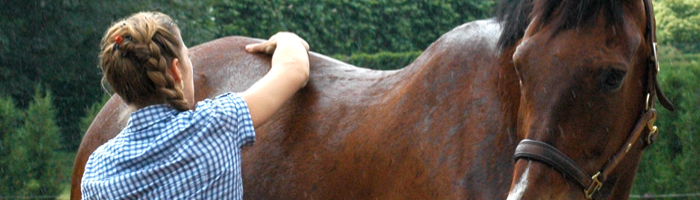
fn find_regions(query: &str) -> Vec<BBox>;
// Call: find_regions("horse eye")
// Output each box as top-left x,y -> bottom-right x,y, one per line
600,68 -> 626,90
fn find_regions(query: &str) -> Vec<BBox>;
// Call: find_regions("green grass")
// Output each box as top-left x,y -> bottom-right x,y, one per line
57,184 -> 70,200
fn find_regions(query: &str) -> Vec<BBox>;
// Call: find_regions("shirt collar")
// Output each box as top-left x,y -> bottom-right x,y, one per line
126,104 -> 179,132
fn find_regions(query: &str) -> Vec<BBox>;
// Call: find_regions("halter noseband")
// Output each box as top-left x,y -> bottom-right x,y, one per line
512,0 -> 674,199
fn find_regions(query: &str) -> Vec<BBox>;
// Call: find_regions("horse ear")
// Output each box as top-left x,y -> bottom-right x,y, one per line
523,17 -> 540,38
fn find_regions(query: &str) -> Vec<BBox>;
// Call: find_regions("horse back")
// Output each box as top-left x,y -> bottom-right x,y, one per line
69,35 -> 399,199
72,19 -> 519,200
240,19 -> 520,199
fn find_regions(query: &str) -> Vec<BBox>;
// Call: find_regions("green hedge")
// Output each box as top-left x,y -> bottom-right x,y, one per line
333,51 -> 422,70
213,0 -> 494,55
632,53 -> 700,195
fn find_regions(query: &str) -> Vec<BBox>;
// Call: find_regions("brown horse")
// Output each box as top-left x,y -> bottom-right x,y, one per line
71,0 -> 674,199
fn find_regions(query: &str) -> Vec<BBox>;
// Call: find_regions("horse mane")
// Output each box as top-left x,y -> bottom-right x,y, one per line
495,0 -> 625,51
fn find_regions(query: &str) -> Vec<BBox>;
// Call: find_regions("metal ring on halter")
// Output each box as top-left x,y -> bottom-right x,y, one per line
584,172 -> 603,200
646,110 -> 658,144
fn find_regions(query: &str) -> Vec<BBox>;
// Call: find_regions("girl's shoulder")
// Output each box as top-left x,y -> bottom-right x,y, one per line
192,92 -> 255,145
193,92 -> 249,116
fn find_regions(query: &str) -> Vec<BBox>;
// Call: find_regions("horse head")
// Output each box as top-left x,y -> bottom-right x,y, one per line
503,0 -> 674,199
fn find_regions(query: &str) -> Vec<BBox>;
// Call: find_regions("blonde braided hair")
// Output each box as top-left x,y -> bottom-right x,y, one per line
100,12 -> 189,111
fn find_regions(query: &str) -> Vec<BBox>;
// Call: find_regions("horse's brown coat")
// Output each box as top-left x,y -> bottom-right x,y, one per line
72,19 -> 519,199
71,1 -> 667,199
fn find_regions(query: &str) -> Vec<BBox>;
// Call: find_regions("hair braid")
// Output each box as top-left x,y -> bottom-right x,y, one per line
100,12 -> 189,111
145,38 -> 189,111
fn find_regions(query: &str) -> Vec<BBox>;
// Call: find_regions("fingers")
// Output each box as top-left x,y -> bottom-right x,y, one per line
245,39 -> 277,54
279,32 -> 310,51
245,32 -> 309,54
272,32 -> 309,51
299,38 -> 310,51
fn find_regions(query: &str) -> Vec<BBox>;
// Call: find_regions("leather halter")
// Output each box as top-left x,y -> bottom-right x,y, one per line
512,0 -> 675,199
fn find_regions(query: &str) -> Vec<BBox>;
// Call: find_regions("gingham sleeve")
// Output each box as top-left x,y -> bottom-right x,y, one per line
204,93 -> 256,147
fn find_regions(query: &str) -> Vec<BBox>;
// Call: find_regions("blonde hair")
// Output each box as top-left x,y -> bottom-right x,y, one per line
100,11 -> 189,112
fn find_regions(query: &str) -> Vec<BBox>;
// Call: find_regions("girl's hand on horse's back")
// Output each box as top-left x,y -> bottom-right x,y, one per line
245,32 -> 310,87
246,32 -> 310,54
242,32 -> 310,128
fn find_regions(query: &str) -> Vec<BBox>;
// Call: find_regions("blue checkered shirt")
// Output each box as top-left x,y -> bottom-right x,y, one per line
81,93 -> 255,200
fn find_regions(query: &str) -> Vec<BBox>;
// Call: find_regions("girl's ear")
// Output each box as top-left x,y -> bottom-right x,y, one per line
169,58 -> 182,84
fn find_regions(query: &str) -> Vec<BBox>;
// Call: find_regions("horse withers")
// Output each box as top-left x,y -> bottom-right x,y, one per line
71,0 -> 673,199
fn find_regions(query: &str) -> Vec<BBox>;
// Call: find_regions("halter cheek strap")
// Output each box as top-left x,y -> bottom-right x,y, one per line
644,0 -> 674,113
513,0 -> 674,199
514,108 -> 657,199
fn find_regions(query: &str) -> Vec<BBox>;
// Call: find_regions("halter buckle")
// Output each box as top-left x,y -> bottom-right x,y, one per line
646,109 -> 659,144
646,126 -> 659,145
585,172 -> 603,199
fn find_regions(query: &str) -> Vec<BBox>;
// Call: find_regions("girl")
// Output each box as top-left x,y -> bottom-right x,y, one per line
81,12 -> 310,199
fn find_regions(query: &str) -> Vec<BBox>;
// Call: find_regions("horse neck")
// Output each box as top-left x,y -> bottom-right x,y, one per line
388,33 -> 523,197
393,23 -> 521,126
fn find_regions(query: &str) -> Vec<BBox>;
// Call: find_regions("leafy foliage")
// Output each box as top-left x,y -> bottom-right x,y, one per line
0,87 -> 63,197
334,51 -> 422,70
632,49 -> 700,196
0,0 -> 221,150
0,0 -> 496,151
213,0 -> 495,55
79,94 -> 111,137
23,87 -> 63,196
0,95 -> 22,195
654,0 -> 700,52
0,0 -> 697,198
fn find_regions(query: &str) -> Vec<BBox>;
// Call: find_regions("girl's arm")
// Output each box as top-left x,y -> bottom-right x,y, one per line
242,32 -> 310,128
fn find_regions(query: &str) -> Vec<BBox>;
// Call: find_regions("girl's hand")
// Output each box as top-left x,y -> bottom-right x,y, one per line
241,32 -> 311,128
245,32 -> 310,54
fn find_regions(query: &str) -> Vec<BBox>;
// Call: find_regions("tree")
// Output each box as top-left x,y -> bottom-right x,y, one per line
654,0 -> 700,53
79,94 -> 111,136
22,87 -> 63,196
0,87 -> 65,197
2,127 -> 31,197
0,0 -> 221,151
0,95 -> 24,196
